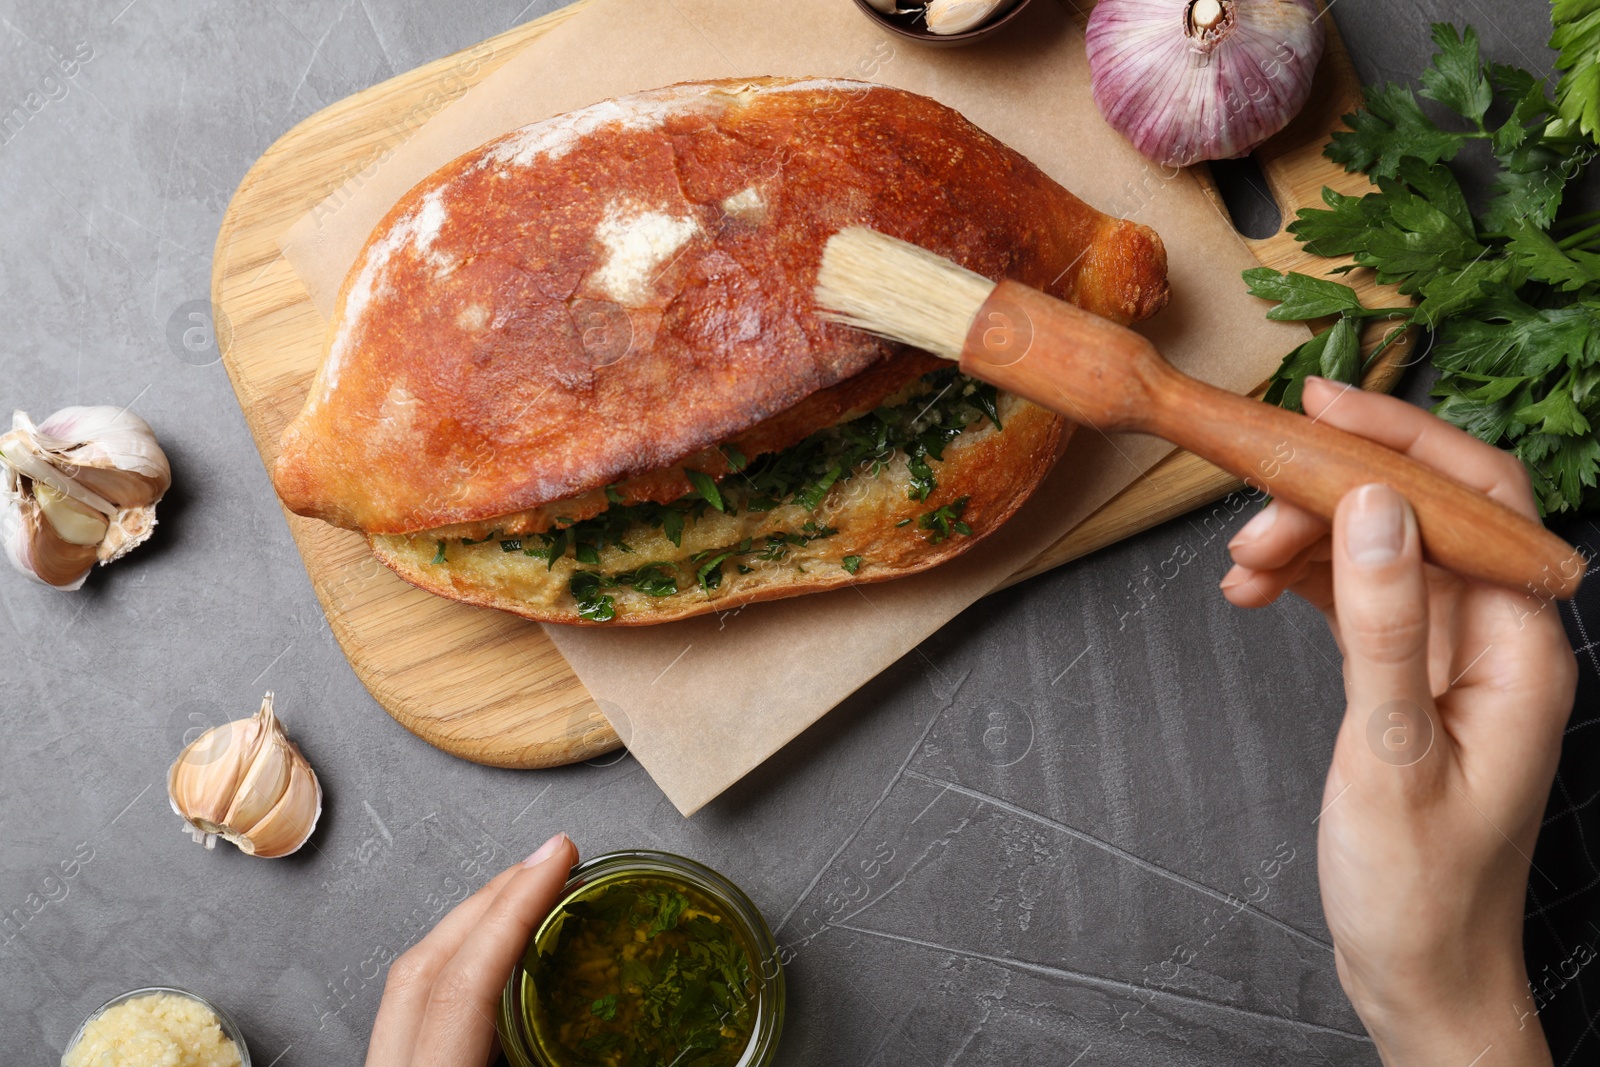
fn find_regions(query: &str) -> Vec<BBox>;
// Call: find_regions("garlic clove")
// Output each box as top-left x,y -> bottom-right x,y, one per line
0,439 -> 117,516
70,465 -> 167,510
33,483 -> 111,546
33,407 -> 172,494
4,495 -> 98,589
168,707 -> 270,831
167,692 -> 322,859
924,0 -> 1013,33
234,748 -> 322,858
222,718 -> 294,833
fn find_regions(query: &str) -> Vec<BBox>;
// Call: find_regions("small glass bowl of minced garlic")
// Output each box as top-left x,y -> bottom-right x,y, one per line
62,986 -> 249,1067
500,850 -> 785,1067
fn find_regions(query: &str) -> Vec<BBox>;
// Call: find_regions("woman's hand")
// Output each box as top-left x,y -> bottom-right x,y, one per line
365,832 -> 578,1067
1222,377 -> 1577,1066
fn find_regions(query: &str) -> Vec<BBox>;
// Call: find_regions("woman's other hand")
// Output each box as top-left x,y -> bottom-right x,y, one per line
365,832 -> 578,1067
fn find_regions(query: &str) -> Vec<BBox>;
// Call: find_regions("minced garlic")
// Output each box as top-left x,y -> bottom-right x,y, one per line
63,993 -> 241,1067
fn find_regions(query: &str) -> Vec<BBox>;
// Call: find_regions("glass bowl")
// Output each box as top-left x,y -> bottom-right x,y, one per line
500,850 -> 785,1067
62,986 -> 250,1066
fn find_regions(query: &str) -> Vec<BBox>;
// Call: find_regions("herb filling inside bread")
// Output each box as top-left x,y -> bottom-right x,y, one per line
371,369 -> 1051,624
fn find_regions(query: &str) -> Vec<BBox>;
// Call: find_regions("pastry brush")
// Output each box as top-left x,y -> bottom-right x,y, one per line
814,226 -> 1584,600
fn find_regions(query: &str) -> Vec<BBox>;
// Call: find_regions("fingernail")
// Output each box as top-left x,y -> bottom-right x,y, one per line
524,832 -> 568,868
1219,569 -> 1249,591
1346,484 -> 1405,567
1306,376 -> 1352,393
1228,503 -> 1278,550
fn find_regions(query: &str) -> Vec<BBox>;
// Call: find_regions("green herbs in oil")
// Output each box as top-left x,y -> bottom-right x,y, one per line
523,876 -> 760,1067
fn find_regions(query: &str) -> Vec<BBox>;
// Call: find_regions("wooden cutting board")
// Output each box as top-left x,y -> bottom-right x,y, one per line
211,4 -> 1408,768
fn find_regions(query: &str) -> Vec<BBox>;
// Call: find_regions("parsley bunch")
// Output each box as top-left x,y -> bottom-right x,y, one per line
1248,16 -> 1600,515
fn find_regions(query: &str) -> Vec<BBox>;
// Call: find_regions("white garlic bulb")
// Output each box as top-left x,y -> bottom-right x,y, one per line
924,0 -> 1015,34
0,406 -> 172,590
167,692 -> 323,859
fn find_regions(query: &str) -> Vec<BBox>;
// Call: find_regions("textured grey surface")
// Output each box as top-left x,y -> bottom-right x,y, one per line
0,1 -> 1572,1063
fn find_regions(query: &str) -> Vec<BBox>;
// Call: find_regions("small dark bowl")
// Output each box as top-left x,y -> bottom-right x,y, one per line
848,0 -> 1036,47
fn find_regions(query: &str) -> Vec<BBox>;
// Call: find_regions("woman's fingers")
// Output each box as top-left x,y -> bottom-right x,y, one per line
1227,500 -> 1330,572
1300,377 -> 1539,519
1221,499 -> 1331,610
364,862 -> 528,1067
412,833 -> 579,1067
1283,557 -> 1336,618
1331,484 -> 1442,782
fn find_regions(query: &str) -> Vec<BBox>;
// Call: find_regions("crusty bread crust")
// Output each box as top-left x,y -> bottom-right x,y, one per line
422,348 -> 947,543
274,78 -> 1167,535
371,392 -> 1063,624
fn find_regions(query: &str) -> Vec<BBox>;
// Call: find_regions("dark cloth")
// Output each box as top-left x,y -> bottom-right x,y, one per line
1530,515 -> 1600,1064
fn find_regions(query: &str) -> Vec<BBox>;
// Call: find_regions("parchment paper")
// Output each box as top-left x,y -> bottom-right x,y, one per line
278,0 -> 1307,815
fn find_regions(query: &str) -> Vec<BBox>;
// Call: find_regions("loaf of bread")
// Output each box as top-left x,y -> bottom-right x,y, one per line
273,78 -> 1169,624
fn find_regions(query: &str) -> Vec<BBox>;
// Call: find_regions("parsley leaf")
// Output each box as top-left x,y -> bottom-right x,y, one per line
1249,17 -> 1600,514
569,572 -> 616,622
1242,268 -> 1366,319
1504,217 -> 1600,290
1327,82 -> 1467,179
1289,187 -> 1389,256
1491,63 -> 1554,156
841,555 -> 862,574
1419,24 -> 1493,125
1553,0 -> 1600,137
1319,314 -> 1362,384
1482,139 -> 1590,232
686,469 -> 725,513
919,497 -> 972,544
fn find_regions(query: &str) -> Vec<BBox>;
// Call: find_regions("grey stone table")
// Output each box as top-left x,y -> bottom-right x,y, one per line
2,1 -> 1596,1064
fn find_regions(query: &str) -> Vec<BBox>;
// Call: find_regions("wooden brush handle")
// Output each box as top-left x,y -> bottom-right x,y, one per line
962,281 -> 1585,600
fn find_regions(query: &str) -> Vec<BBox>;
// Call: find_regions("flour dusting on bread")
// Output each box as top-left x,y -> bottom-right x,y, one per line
720,186 -> 767,222
592,200 -> 701,307
481,80 -> 874,173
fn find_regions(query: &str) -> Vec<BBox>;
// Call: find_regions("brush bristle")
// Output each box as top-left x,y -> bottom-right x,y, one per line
814,227 -> 996,362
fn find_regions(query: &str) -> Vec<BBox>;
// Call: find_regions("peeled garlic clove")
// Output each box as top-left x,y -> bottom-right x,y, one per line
33,483 -> 110,546
167,692 -> 322,859
924,0 -> 1013,33
864,0 -> 899,12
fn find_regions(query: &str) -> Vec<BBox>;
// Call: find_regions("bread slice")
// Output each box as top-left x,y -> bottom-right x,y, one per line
371,376 -> 1063,624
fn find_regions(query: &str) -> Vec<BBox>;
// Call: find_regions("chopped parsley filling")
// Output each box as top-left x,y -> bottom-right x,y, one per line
432,368 -> 1002,618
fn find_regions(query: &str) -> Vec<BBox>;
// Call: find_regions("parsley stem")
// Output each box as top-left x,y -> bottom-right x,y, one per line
1558,222 -> 1600,250
1552,209 -> 1600,231
1354,307 -> 1415,318
1360,320 -> 1415,374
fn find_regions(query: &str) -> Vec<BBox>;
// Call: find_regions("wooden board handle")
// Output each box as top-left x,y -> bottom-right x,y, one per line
963,281 -> 1586,601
